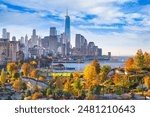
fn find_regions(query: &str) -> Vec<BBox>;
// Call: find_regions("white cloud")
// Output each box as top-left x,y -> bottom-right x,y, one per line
0,0 -> 149,55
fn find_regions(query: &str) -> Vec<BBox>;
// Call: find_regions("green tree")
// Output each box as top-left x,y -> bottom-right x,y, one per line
134,49 -> 144,69
99,65 -> 111,82
71,77 -> 83,96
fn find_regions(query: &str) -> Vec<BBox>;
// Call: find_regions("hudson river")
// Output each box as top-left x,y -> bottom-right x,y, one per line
53,56 -> 131,72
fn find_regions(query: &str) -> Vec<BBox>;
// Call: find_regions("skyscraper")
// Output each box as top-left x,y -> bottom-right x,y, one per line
50,27 -> 57,36
29,29 -> 39,47
64,9 -> 71,56
2,28 -> 7,39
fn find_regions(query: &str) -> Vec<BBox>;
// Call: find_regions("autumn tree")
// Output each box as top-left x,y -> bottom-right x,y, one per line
83,64 -> 98,88
133,49 -> 144,69
113,74 -> 129,90
125,58 -> 134,72
144,76 -> 150,89
71,77 -> 83,96
144,52 -> 150,68
55,77 -> 63,90
99,65 -> 111,83
30,60 -> 38,68
63,78 -> 71,92
0,69 -> 7,85
7,62 -> 18,76
113,74 -> 120,85
73,72 -> 80,79
21,63 -> 32,77
30,69 -> 39,79
12,69 -> 20,79
13,79 -> 22,91
91,60 -> 100,74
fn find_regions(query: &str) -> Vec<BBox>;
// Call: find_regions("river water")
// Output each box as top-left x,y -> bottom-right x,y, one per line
52,56 -> 130,72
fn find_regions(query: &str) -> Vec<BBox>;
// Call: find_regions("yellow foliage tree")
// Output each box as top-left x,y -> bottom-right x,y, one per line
0,69 -> 7,85
21,63 -> 32,76
7,62 -> 18,76
83,64 -> 98,88
144,76 -> 150,89
144,52 -> 150,68
30,69 -> 39,79
64,78 -> 71,92
13,79 -> 22,90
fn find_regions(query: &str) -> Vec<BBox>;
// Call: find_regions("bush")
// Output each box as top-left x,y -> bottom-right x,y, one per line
136,85 -> 143,92
22,82 -> 27,90
53,89 -> 64,99
46,88 -> 52,96
80,89 -> 86,99
115,87 -> 124,95
63,92 -> 71,99
25,90 -> 31,97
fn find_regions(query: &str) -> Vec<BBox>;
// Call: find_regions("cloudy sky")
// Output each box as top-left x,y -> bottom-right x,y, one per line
0,0 -> 150,56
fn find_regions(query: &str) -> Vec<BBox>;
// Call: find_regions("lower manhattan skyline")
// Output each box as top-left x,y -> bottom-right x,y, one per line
0,0 -> 150,56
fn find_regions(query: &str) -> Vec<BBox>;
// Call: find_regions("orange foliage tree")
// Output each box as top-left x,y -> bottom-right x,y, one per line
21,63 -> 32,77
113,74 -> 121,86
13,79 -> 22,91
144,76 -> 150,89
91,60 -> 100,74
125,58 -> 134,72
30,69 -> 39,79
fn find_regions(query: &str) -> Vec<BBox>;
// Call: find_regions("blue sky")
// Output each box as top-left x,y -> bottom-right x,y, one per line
0,0 -> 150,56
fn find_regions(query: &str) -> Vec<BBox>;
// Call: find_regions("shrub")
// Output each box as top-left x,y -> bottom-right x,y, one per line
53,89 -> 64,99
63,92 -> 71,99
46,88 -> 52,96
25,90 -> 31,97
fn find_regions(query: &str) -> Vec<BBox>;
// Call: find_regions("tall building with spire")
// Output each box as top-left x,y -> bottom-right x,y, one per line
64,9 -> 71,56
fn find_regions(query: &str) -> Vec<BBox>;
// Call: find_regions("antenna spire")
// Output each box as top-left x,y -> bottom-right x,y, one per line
66,8 -> 68,16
